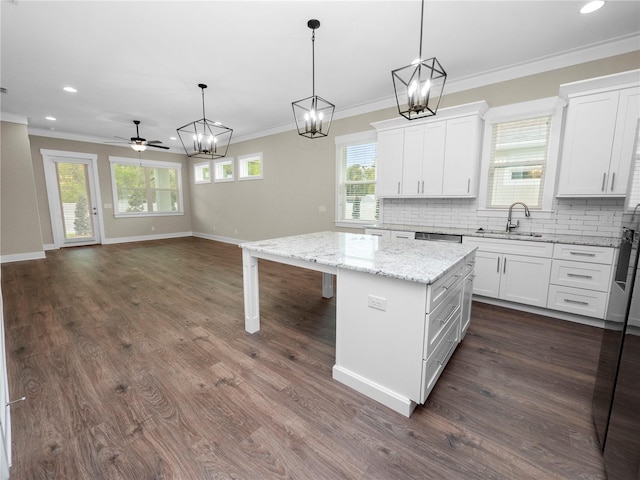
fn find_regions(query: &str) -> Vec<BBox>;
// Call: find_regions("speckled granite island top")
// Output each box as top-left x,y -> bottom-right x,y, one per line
240,231 -> 476,285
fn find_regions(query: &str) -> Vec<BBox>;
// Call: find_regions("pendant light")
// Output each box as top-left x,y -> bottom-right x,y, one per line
391,0 -> 447,120
177,83 -> 233,159
292,19 -> 335,139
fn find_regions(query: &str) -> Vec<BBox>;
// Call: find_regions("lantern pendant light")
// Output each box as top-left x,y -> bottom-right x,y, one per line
177,83 -> 233,159
292,19 -> 335,139
391,0 -> 447,120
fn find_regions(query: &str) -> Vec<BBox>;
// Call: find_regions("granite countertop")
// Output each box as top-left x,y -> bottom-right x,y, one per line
367,224 -> 620,248
240,231 -> 476,285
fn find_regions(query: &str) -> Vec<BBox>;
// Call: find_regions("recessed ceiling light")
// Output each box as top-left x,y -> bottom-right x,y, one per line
170,136 -> 177,141
45,116 -> 56,121
63,86 -> 77,93
580,1 -> 604,14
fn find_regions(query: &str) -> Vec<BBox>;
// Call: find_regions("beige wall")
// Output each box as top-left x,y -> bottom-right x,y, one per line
27,136 -> 192,245
191,51 -> 640,242
0,121 -> 44,259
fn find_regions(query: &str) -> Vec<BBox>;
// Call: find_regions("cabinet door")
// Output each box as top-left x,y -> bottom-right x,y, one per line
442,116 -> 482,196
460,273 -> 474,338
609,87 -> 640,195
422,121 -> 446,196
376,129 -> 404,197
402,125 -> 426,196
500,254 -> 552,307
557,91 -> 620,196
472,250 -> 501,298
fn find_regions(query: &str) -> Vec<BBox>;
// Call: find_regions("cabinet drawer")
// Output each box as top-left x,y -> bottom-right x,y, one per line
550,260 -> 612,292
391,230 -> 415,240
424,285 -> 462,359
547,285 -> 608,318
553,243 -> 614,264
420,317 -> 459,403
365,228 -> 390,238
427,262 -> 464,311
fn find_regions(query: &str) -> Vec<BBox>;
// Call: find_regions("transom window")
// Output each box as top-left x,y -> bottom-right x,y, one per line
109,157 -> 183,217
238,153 -> 263,180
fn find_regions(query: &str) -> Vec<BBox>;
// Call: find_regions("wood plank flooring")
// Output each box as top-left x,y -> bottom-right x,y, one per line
1,237 -> 605,479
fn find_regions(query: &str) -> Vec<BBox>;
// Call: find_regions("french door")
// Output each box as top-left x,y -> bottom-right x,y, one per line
41,149 -> 102,248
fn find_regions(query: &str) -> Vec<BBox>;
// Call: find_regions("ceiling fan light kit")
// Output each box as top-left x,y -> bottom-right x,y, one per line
291,19 -> 335,139
392,0 -> 447,120
177,83 -> 233,159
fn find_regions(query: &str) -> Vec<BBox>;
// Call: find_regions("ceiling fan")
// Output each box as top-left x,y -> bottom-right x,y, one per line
106,120 -> 169,152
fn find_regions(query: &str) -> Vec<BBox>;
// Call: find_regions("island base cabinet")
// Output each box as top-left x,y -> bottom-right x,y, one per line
421,313 -> 460,403
334,268 -> 426,415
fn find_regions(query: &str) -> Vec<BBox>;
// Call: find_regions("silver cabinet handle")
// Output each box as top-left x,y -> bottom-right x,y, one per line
397,181 -> 400,194
569,251 -> 596,257
442,274 -> 460,290
567,273 -> 593,279
439,304 -> 458,324
422,180 -> 424,194
564,298 -> 589,306
611,172 -> 616,191
417,180 -> 420,194
503,258 -> 507,274
496,257 -> 500,273
437,340 -> 457,366
602,173 -> 606,192
467,178 -> 470,193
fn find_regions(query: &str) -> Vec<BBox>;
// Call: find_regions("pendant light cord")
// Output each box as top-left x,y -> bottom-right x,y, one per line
311,28 -> 316,97
418,0 -> 424,60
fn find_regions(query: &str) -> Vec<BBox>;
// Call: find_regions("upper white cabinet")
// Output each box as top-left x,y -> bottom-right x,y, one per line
557,71 -> 640,197
373,101 -> 488,198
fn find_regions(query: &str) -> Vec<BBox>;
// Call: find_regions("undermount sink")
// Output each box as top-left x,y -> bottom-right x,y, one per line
475,228 -> 543,238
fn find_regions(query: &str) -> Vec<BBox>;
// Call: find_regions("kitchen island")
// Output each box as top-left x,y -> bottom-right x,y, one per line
240,231 -> 476,416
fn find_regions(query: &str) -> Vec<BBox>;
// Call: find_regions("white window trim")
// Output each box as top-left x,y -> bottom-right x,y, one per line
477,96 -> 566,212
108,156 -> 184,217
214,157 -> 235,183
238,152 -> 263,181
193,160 -> 211,184
335,130 -> 379,228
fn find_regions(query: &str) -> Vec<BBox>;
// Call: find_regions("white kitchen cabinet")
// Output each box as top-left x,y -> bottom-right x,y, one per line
376,128 -> 404,197
390,230 -> 415,240
557,86 -> 640,197
547,243 -> 615,319
463,237 -> 552,308
373,101 -> 488,199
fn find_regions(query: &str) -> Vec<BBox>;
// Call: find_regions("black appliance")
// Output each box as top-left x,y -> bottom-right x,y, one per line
592,210 -> 640,479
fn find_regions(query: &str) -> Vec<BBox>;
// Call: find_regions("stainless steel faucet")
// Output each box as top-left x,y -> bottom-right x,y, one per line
506,202 -> 530,232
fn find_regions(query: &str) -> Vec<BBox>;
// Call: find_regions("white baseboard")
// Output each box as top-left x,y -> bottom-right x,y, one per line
0,251 -> 46,264
43,243 -> 57,251
102,231 -> 193,245
472,295 -> 605,328
332,364 -> 417,417
192,231 -> 246,246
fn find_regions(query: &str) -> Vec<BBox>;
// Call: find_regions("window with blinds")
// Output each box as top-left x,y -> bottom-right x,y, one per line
486,116 -> 551,209
337,141 -> 378,223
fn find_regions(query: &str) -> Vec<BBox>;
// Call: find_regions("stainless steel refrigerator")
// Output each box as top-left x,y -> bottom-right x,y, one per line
592,209 -> 640,479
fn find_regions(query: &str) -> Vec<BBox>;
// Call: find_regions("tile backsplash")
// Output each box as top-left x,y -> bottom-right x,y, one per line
382,197 -> 624,238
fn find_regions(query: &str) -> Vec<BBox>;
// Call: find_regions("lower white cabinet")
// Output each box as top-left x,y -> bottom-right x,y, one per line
546,243 -> 614,318
334,253 -> 475,416
463,238 -> 552,308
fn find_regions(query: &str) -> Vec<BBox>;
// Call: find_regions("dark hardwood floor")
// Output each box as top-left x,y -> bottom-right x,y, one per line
1,237 -> 605,479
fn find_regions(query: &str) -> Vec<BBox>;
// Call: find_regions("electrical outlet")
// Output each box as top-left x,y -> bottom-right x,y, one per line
368,295 -> 387,311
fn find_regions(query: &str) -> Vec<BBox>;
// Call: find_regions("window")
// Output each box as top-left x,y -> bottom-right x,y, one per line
335,131 -> 378,226
478,97 -> 565,212
194,161 -> 211,184
214,158 -> 234,183
109,156 -> 183,217
238,153 -> 263,180
487,116 -> 551,209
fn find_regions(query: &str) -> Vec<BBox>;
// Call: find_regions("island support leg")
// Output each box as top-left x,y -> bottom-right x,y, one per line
322,272 -> 334,299
242,249 -> 260,333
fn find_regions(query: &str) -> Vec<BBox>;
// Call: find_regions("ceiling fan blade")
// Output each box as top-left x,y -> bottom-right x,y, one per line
147,140 -> 163,144
113,136 -> 131,141
104,141 -> 132,144
147,144 -> 170,150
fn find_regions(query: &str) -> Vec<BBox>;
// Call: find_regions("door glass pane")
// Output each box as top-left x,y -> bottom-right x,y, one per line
55,162 -> 94,240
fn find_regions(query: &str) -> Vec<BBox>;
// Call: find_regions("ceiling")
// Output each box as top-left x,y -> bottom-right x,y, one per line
1,0 -> 639,152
